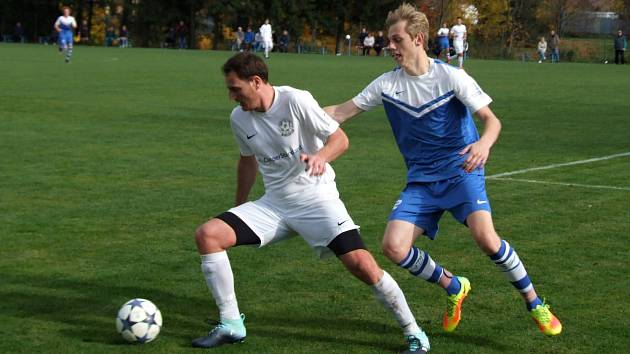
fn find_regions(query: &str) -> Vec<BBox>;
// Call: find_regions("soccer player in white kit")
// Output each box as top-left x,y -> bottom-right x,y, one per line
259,19 -> 273,59
54,7 -> 77,63
450,17 -> 466,69
192,52 -> 430,354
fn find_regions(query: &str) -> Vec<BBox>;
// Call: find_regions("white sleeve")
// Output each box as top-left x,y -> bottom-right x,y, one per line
452,70 -> 492,113
292,91 -> 339,141
351,73 -> 388,111
230,113 -> 254,156
55,17 -> 61,27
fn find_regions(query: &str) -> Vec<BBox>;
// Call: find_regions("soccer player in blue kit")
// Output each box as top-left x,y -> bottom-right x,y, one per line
324,3 -> 562,338
54,6 -> 77,63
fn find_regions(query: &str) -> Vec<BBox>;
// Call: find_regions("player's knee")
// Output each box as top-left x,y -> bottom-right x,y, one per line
381,238 -> 407,263
194,220 -> 232,252
472,229 -> 501,255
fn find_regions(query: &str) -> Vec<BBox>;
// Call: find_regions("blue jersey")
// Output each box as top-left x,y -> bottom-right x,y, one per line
352,59 -> 492,182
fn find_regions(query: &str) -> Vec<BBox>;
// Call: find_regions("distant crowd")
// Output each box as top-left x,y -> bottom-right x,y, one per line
1,13 -> 627,65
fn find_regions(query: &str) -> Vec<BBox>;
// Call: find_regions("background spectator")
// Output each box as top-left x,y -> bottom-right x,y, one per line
357,27 -> 367,55
14,22 -> 25,43
549,29 -> 560,63
243,27 -> 254,51
234,26 -> 244,51
614,30 -> 627,65
363,32 -> 374,56
105,26 -> 116,47
537,36 -> 547,63
279,30 -> 290,52
175,20 -> 187,49
374,30 -> 385,56
119,25 -> 129,48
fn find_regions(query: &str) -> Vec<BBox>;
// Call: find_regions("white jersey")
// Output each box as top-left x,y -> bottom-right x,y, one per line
451,24 -> 466,42
437,27 -> 449,37
55,15 -> 77,31
353,58 -> 491,114
230,86 -> 339,201
260,23 -> 272,41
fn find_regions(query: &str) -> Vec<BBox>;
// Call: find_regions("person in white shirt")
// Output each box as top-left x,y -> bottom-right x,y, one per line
363,32 -> 375,55
191,52 -> 429,354
259,19 -> 273,59
450,17 -> 467,68
436,22 -> 450,62
54,6 -> 77,63
537,37 -> 547,63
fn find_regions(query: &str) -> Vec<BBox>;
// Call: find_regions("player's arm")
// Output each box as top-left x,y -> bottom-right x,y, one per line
54,19 -> 61,32
323,100 -> 364,124
72,19 -> 78,29
300,128 -> 349,176
235,155 -> 257,206
459,106 -> 501,172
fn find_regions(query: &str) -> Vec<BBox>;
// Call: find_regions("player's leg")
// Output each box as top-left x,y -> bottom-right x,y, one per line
192,213 -> 250,348
192,199 -> 288,348
382,184 -> 470,333
329,230 -> 430,354
466,211 -> 562,336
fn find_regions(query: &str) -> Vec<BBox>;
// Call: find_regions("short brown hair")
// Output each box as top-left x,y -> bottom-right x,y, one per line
221,52 -> 268,82
385,3 -> 429,50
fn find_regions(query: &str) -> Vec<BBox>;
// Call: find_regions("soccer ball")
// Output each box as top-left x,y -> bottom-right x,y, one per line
345,34 -> 351,40
116,298 -> 162,343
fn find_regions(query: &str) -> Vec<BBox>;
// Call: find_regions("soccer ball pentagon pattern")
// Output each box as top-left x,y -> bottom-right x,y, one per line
116,298 -> 162,343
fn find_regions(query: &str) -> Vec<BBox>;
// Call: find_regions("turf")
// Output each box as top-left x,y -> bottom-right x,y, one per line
1,43 -> 629,353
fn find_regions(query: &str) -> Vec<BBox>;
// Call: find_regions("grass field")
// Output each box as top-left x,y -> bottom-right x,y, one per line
1,43 -> 629,354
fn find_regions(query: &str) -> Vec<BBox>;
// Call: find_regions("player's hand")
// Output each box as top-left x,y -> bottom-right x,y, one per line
459,140 -> 491,172
300,153 -> 327,176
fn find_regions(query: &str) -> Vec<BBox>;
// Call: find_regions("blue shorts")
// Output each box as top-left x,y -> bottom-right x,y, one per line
438,37 -> 450,51
388,174 -> 491,239
60,31 -> 73,47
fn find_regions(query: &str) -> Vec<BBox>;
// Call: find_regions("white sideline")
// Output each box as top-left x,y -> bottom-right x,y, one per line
491,177 -> 630,191
487,151 -> 630,179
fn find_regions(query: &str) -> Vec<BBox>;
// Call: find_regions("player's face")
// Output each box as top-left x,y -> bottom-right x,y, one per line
63,8 -> 70,16
224,72 -> 261,111
388,21 -> 421,67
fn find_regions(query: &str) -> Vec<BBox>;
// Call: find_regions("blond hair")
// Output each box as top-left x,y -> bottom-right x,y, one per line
385,3 -> 429,50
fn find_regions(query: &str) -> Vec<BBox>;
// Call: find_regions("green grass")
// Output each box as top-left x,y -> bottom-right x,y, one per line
1,43 -> 629,353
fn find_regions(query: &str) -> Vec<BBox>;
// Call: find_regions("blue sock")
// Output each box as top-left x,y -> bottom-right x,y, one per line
444,276 -> 461,295
527,297 -> 543,311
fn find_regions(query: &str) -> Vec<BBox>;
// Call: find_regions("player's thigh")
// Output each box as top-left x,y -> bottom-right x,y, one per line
388,184 -> 444,240
227,198 -> 294,248
285,197 -> 359,258
453,41 -> 464,54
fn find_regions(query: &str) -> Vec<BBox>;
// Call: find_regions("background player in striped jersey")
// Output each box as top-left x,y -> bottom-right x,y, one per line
54,6 -> 77,63
192,52 -> 429,353
324,2 -> 562,338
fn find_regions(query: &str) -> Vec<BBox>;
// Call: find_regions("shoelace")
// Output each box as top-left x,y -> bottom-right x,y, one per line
533,304 -> 551,323
206,319 -> 227,334
446,293 -> 459,317
406,335 -> 420,351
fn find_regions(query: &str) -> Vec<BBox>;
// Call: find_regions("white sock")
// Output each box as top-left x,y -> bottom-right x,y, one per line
458,56 -> 463,67
200,251 -> 241,321
371,271 -> 421,335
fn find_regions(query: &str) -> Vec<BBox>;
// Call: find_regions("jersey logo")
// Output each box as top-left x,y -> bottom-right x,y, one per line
395,90 -> 405,95
246,133 -> 257,139
278,119 -> 294,137
476,200 -> 488,205
337,220 -> 349,226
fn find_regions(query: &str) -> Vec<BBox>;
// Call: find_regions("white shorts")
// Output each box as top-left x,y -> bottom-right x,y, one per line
453,40 -> 464,54
228,192 -> 359,258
